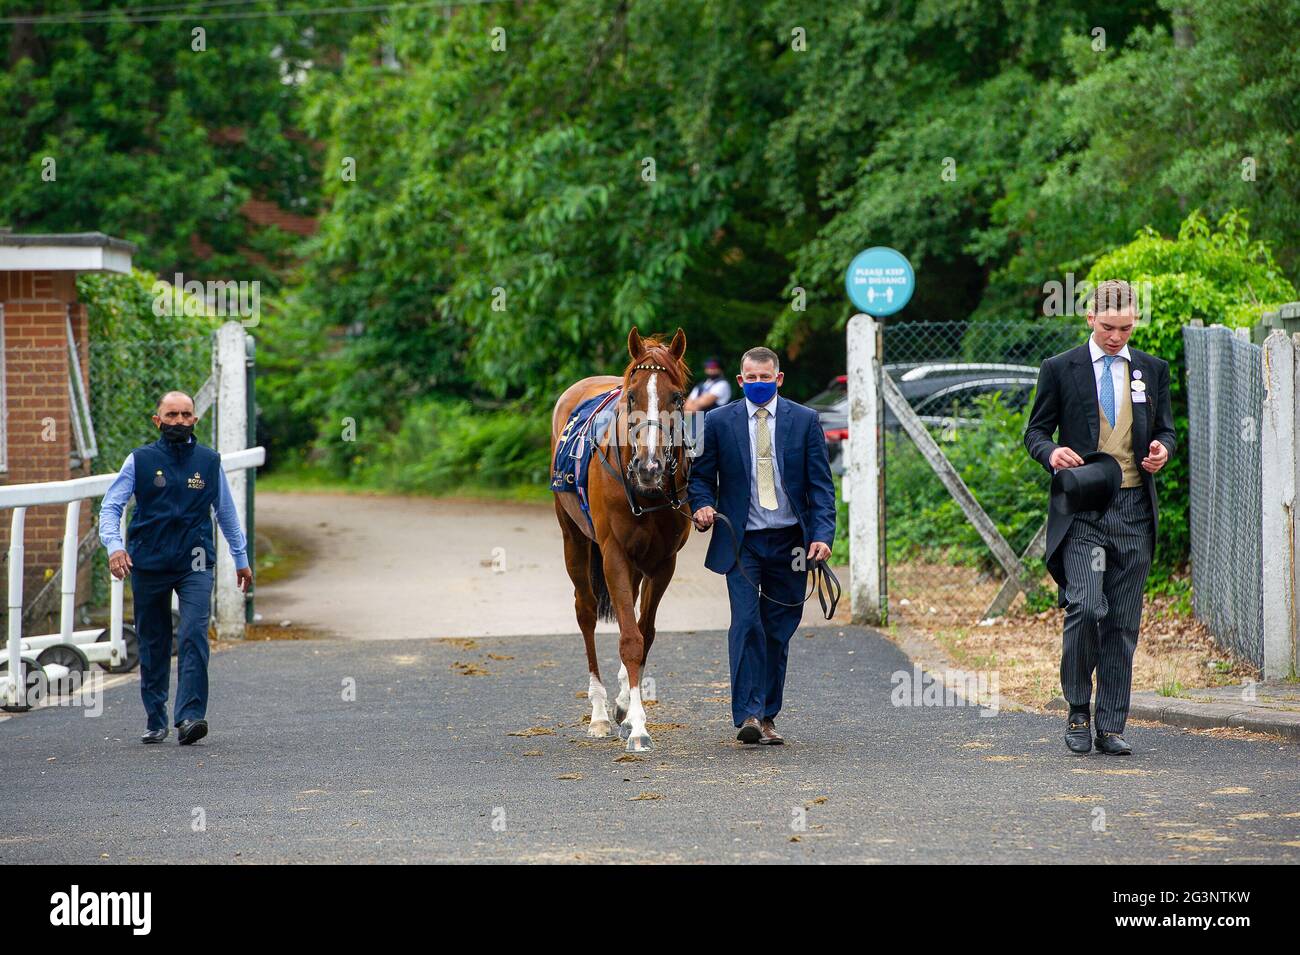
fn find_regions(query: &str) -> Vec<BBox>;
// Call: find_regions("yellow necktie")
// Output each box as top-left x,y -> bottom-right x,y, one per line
755,408 -> 778,510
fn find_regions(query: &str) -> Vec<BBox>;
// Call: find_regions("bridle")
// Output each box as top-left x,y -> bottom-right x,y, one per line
592,361 -> 690,517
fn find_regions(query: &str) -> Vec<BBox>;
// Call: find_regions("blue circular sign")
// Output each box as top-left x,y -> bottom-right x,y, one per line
845,246 -> 914,316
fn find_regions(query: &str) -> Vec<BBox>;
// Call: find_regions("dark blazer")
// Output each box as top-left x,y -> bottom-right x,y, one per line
688,396 -> 837,575
1023,343 -> 1177,597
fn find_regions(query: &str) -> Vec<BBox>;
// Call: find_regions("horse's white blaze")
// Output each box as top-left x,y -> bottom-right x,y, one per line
647,371 -> 659,422
645,372 -> 659,461
626,686 -> 648,743
616,662 -> 631,715
588,672 -> 610,736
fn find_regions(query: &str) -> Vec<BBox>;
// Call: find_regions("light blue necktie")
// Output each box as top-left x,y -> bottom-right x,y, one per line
1099,354 -> 1117,428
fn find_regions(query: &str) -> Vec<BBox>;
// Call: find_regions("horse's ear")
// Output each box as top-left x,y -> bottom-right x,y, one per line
669,327 -> 686,361
628,326 -> 644,360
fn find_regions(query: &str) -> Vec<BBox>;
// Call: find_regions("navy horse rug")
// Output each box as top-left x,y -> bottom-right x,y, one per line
551,387 -> 622,528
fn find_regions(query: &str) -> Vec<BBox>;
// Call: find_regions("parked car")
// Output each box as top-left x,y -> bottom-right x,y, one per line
808,364 -> 1040,474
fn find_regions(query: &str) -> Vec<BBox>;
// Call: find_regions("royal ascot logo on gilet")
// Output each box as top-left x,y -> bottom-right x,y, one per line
187,471 -> 205,491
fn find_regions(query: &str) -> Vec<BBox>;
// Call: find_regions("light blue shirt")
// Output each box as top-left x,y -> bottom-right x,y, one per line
744,394 -> 800,532
99,442 -> 249,570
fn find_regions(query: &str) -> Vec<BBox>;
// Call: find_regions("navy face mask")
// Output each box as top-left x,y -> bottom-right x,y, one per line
741,379 -> 778,405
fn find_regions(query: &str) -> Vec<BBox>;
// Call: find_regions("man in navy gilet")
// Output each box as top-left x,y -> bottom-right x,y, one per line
99,391 -> 253,745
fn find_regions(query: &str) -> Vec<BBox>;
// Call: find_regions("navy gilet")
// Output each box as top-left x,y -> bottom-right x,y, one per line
127,437 -> 221,573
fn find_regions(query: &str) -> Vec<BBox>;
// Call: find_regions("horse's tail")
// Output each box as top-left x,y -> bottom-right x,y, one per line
588,539 -> 616,623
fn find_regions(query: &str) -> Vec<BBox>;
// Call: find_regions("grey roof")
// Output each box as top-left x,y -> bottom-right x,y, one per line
0,230 -> 137,253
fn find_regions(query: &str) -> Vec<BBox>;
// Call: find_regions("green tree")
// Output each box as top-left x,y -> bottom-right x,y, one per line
0,0 -> 337,286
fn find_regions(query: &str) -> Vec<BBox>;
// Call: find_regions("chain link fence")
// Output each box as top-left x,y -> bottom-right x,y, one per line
869,321 -> 1084,577
89,337 -> 215,471
881,319 -> 1085,372
1182,324 -> 1264,668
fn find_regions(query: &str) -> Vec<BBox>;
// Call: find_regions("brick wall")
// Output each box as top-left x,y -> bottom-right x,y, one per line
1,269 -> 95,622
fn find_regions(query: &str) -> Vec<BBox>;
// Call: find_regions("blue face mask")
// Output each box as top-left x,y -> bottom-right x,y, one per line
742,379 -> 778,405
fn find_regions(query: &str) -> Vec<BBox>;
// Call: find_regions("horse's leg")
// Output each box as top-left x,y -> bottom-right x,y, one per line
613,569 -> 641,729
637,554 -> 676,669
557,502 -> 610,737
604,551 -> 652,752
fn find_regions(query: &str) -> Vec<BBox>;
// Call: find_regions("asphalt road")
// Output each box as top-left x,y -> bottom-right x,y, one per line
2,625 -> 1296,864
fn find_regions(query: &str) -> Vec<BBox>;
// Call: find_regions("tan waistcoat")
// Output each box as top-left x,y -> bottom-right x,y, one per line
1097,364 -> 1143,488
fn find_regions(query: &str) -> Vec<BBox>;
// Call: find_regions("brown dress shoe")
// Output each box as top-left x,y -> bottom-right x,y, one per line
758,719 -> 784,745
736,716 -> 762,744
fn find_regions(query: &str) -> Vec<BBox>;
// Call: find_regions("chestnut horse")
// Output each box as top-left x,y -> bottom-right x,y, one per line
551,327 -> 692,752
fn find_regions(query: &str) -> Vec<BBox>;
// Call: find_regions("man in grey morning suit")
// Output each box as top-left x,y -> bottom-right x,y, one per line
1024,280 -> 1177,756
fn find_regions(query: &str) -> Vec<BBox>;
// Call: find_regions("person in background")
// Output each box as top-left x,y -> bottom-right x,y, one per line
684,356 -> 732,452
685,356 -> 732,413
99,391 -> 252,746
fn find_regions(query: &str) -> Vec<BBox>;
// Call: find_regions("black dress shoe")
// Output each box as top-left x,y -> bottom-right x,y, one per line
177,719 -> 208,746
141,727 -> 168,744
1095,732 -> 1132,755
736,717 -> 761,744
1064,714 -> 1092,754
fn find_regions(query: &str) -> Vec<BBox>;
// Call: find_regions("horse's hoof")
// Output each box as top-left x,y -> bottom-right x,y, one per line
588,720 -> 611,738
618,720 -> 632,741
614,703 -> 628,725
626,733 -> 653,754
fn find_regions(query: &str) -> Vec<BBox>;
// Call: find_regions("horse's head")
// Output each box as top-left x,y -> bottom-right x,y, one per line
621,326 -> 689,495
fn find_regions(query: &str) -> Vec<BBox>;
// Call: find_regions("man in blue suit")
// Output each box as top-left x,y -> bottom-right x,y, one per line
688,347 -> 837,745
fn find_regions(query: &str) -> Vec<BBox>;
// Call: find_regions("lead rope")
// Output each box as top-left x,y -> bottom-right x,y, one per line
691,511 -> 841,621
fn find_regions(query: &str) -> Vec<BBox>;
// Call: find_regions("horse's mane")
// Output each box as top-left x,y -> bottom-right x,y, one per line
621,337 -> 692,391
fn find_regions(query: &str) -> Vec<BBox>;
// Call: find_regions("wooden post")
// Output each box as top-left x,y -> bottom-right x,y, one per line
213,321 -> 248,640
848,313 -> 886,625
1261,330 -> 1297,679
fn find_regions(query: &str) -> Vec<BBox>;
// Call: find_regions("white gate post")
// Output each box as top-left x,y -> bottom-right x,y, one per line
1260,330 -> 1297,679
213,321 -> 249,640
847,313 -> 885,625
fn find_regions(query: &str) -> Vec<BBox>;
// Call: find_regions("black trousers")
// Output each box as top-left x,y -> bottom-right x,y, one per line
1059,486 -> 1153,734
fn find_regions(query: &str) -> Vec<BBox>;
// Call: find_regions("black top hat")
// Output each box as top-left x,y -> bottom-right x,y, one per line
1050,450 -> 1122,516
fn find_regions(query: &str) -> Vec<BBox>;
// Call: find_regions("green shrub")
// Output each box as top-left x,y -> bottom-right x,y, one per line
351,398 -> 552,495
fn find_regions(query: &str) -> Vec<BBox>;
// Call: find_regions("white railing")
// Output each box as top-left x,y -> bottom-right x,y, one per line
2,446 -> 265,708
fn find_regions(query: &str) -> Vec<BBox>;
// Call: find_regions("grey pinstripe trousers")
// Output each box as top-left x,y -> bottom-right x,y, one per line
1060,486 -> 1153,734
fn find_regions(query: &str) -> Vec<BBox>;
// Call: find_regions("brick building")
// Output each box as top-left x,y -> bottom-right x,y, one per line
0,231 -> 135,618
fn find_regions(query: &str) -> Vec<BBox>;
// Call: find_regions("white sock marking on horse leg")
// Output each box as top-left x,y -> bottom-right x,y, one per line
627,686 -> 648,745
588,672 -> 610,736
616,662 -> 631,716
